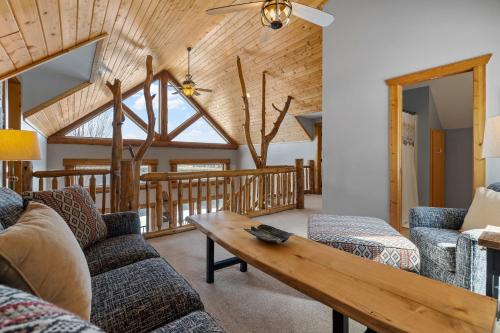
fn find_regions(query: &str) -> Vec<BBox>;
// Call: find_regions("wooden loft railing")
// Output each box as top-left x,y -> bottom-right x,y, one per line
24,168 -> 111,213
140,160 -> 305,238
303,159 -> 316,194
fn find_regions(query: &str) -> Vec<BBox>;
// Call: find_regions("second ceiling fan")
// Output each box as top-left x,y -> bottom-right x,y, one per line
173,47 -> 213,97
207,0 -> 334,30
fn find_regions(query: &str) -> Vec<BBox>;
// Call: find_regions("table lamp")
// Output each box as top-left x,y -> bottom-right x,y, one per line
0,129 -> 41,190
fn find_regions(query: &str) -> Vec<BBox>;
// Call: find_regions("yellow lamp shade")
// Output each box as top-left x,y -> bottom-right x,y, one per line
483,116 -> 500,158
0,129 -> 41,161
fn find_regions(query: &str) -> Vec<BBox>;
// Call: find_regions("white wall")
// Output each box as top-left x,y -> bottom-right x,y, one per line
238,140 -> 317,169
47,144 -> 239,171
323,0 -> 500,219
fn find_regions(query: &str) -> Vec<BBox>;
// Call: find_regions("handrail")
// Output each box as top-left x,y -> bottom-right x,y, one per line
141,166 -> 295,182
33,169 -> 110,177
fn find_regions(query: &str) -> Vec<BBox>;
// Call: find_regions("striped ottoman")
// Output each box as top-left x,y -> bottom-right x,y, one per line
308,215 -> 420,273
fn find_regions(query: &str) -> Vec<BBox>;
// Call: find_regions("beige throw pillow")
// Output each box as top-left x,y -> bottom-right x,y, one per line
0,202 -> 92,319
462,187 -> 500,231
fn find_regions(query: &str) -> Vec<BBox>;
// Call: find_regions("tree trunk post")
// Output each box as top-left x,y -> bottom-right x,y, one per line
22,161 -> 33,192
296,159 -> 304,209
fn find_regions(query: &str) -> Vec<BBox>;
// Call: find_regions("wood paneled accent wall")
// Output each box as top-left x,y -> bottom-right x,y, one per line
0,0 -> 326,144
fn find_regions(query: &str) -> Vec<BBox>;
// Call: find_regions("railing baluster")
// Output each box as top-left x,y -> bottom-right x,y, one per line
89,175 -> 96,201
168,181 -> 174,227
207,177 -> 212,213
188,179 -> 194,216
223,177 -> 228,210
230,177 -> 236,212
177,179 -> 183,227
51,177 -> 58,190
156,181 -> 163,231
78,175 -> 84,187
215,176 -> 220,211
197,178 -> 202,214
101,174 -> 107,214
239,176 -> 243,214
38,177 -> 44,191
146,181 -> 150,232
244,176 -> 249,214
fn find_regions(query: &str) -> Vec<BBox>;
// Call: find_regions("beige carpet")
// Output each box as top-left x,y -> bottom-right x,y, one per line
149,195 -> 367,333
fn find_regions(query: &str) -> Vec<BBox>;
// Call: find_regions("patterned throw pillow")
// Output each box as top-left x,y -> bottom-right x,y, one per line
0,284 -> 103,333
0,187 -> 24,229
23,186 -> 107,248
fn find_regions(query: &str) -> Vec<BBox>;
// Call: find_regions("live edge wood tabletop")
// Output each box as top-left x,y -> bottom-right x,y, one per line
188,212 -> 497,333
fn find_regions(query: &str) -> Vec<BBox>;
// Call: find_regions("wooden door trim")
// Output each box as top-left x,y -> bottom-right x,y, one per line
386,54 -> 491,230
315,122 -> 322,194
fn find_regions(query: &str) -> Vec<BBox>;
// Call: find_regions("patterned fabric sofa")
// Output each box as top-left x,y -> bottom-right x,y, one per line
408,183 -> 500,295
0,187 -> 224,333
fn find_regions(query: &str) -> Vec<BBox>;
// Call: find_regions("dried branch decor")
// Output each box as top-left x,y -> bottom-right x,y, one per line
237,56 -> 293,168
107,55 -> 156,212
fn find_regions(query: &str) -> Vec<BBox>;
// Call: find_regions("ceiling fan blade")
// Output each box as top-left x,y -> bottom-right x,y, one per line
172,91 -> 179,95
197,88 -> 213,93
206,1 -> 262,15
291,2 -> 334,27
194,91 -> 201,96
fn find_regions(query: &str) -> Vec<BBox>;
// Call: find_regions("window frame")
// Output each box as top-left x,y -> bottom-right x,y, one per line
51,71 -> 236,149
169,159 -> 230,172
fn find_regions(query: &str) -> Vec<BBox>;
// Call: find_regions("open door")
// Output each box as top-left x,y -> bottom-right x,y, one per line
430,129 -> 445,207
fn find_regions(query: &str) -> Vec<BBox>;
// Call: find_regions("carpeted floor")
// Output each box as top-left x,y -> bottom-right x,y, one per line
148,195 -> 367,333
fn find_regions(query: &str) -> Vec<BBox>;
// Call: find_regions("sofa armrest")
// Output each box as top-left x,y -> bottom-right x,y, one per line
455,229 -> 487,294
101,211 -> 141,237
409,207 -> 467,230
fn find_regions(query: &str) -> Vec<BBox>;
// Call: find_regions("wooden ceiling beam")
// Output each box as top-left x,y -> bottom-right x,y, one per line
0,33 -> 107,82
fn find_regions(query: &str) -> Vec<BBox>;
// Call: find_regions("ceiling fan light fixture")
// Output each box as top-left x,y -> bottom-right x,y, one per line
261,0 -> 292,30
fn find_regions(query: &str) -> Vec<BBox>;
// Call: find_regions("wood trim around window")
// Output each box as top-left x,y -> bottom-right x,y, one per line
63,158 -> 159,172
386,54 -> 491,231
169,159 -> 231,172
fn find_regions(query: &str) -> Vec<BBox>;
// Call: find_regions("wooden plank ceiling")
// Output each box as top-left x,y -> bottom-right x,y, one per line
0,0 -> 324,143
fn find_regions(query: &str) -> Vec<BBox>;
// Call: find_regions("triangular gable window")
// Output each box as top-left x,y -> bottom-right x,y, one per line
123,79 -> 160,133
172,117 -> 227,144
167,82 -> 197,133
66,107 -> 147,140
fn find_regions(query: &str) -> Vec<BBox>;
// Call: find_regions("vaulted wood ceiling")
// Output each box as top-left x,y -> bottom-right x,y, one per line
0,0 -> 324,143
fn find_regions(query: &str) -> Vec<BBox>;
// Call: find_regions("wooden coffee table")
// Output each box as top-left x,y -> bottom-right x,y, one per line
188,212 -> 497,333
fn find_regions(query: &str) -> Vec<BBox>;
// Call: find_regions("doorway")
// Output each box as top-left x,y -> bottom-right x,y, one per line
386,54 -> 491,231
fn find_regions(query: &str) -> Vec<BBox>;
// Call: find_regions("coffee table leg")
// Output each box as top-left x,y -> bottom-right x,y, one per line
332,309 -> 348,333
240,261 -> 248,272
207,237 -> 214,284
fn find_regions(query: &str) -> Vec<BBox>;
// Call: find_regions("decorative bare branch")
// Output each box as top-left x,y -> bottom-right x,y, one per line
134,55 -> 156,162
236,57 -> 293,168
237,56 -> 261,168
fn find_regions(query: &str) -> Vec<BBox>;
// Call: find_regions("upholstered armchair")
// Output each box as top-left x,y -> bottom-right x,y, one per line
409,183 -> 500,295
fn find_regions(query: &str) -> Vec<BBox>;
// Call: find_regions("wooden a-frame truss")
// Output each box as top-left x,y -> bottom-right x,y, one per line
48,70 -> 237,149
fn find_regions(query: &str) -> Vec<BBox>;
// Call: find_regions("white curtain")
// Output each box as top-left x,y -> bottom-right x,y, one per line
402,112 -> 419,228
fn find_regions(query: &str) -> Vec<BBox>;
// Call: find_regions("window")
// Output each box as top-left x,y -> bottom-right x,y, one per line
170,159 -> 230,172
67,107 -> 147,139
167,82 -> 197,132
63,71 -> 233,146
123,80 -> 160,133
172,118 -> 227,144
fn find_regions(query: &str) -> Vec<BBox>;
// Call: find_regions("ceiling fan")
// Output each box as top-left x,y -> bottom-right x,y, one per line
173,47 -> 213,97
207,0 -> 334,30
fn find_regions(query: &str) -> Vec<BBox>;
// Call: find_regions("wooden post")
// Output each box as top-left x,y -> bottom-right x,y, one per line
106,78 -> 123,212
89,175 -> 97,202
119,160 -> 134,211
22,161 -> 33,192
156,181 -> 163,231
8,78 -> 22,193
308,160 -> 316,194
295,158 -> 304,209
